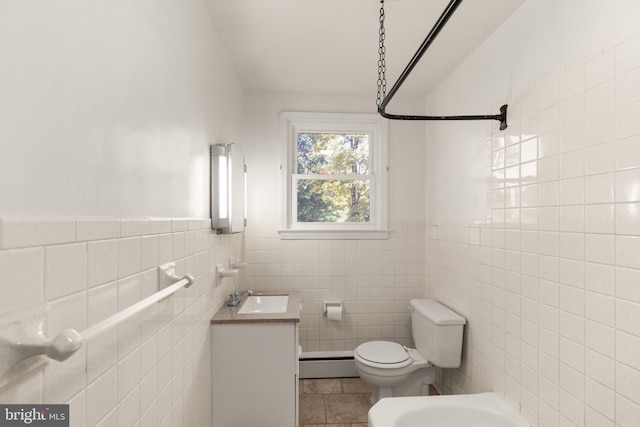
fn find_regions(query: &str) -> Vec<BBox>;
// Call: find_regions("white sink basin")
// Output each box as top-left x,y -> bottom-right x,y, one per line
238,296 -> 289,314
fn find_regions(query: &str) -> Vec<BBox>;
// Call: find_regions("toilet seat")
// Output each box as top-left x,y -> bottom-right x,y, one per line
355,341 -> 413,369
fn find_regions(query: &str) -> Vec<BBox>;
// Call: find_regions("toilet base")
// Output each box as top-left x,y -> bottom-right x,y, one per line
370,366 -> 436,404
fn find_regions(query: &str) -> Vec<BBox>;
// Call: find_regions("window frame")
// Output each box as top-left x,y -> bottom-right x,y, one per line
279,112 -> 389,239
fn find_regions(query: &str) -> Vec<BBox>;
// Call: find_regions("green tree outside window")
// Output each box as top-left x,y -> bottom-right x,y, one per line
296,133 -> 370,223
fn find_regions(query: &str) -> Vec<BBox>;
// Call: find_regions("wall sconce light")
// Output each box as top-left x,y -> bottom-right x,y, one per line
210,143 -> 246,234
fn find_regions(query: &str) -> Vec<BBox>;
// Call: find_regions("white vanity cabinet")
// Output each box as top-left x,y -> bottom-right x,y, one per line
211,292 -> 300,427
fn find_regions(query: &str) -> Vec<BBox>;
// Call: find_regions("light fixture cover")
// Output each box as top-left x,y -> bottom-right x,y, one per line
210,143 -> 246,233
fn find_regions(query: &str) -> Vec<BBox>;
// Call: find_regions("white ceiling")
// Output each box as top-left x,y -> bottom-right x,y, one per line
204,0 -> 524,98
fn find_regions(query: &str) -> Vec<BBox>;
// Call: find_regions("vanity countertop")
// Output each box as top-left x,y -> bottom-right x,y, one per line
211,290 -> 301,324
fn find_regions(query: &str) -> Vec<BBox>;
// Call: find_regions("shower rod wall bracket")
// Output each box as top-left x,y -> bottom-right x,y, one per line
376,0 -> 508,131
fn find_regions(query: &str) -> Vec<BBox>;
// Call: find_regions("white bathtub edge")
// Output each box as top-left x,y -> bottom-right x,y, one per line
368,392 -> 531,427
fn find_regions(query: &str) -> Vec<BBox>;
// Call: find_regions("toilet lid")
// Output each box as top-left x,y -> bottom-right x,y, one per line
356,341 -> 410,365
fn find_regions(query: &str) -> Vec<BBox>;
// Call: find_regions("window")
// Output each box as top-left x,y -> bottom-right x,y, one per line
279,112 -> 389,239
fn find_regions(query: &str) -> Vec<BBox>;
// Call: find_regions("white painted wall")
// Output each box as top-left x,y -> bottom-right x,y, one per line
243,92 -> 426,224
0,0 -> 243,218
241,92 -> 428,351
0,1 -> 245,426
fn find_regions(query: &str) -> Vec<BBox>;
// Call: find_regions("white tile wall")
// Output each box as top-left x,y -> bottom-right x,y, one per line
428,28 -> 640,427
241,220 -> 425,351
0,217 -> 242,427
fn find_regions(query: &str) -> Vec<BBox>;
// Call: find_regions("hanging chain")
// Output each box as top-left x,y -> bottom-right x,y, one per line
376,0 -> 387,109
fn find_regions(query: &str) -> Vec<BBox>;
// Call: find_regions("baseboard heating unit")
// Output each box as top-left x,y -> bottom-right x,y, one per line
299,351 -> 357,379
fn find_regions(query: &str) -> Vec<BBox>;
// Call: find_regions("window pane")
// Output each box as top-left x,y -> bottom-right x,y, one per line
297,133 -> 369,175
297,179 -> 370,223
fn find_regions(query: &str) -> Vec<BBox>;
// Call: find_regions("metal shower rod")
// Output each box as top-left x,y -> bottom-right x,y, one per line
377,0 -> 508,130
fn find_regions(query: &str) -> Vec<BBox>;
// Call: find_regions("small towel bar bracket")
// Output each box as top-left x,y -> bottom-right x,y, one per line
229,257 -> 248,269
0,265 -> 194,382
159,262 -> 194,289
217,264 -> 239,279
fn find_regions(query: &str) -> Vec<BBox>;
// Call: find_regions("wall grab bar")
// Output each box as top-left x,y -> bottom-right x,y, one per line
376,0 -> 508,130
0,270 -> 193,379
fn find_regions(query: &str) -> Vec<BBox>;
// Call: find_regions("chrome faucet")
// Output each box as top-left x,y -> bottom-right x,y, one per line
227,287 -> 253,306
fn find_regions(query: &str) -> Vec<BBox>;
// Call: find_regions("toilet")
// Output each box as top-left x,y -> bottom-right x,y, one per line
354,299 -> 466,403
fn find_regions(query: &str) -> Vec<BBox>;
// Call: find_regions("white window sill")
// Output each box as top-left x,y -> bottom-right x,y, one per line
278,229 -> 390,240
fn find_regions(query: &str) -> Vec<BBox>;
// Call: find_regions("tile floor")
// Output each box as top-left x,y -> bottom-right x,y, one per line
299,378 -> 439,427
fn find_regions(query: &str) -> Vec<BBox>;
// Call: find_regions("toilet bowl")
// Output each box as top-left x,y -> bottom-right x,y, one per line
355,341 -> 436,402
354,299 -> 465,403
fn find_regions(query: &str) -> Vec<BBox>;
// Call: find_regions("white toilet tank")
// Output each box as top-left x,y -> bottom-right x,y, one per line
410,299 -> 466,368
